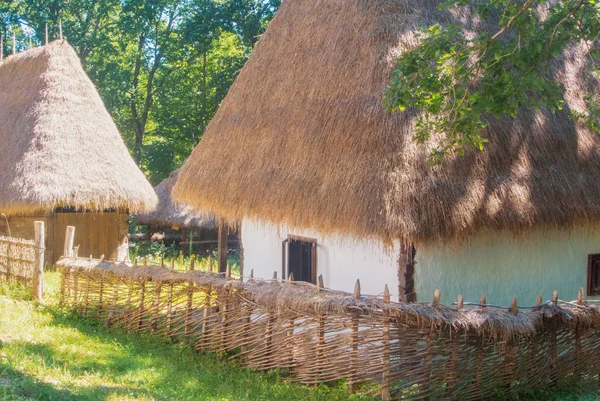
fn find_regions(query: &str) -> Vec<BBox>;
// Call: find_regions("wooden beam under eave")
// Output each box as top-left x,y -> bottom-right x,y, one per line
218,219 -> 228,273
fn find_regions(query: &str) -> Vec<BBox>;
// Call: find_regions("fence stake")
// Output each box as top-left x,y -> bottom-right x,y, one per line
550,290 -> 558,386
473,294 -> 486,391
381,284 -> 391,401
348,279 -> 361,394
185,256 -> 196,335
152,282 -> 162,333
202,284 -> 212,349
318,274 -> 324,290
32,221 -> 44,302
63,226 -> 75,257
576,287 -> 584,374
432,289 -> 440,308
509,297 -> 518,315
138,280 -> 146,331
249,269 -> 254,281
272,271 -> 277,281
457,294 -> 464,310
536,294 -> 543,306
107,282 -> 119,328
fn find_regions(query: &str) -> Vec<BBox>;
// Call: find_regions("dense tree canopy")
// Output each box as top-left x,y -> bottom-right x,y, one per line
384,0 -> 600,165
0,0 -> 279,184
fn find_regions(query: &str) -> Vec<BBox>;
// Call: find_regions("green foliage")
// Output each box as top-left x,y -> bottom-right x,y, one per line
1,0 -> 279,184
384,0 -> 600,164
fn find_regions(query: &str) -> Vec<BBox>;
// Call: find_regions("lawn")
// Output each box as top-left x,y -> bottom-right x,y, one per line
0,273 -> 599,401
0,272 -> 366,401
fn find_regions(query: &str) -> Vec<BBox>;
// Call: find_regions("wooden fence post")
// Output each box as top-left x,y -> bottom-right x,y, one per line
32,221 -> 44,302
348,279 -> 361,394
185,256 -> 196,336
550,290 -> 558,386
381,284 -> 391,401
63,226 -> 75,257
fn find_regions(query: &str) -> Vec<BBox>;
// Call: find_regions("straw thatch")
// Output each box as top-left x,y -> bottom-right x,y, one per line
0,40 -> 157,214
136,169 -> 216,228
174,0 -> 600,242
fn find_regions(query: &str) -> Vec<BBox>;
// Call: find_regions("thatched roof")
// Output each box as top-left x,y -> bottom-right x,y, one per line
136,169 -> 216,228
0,40 -> 157,214
174,0 -> 600,242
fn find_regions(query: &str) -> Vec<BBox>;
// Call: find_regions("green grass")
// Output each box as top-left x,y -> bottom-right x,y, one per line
0,273 -> 368,401
1,274 -> 599,401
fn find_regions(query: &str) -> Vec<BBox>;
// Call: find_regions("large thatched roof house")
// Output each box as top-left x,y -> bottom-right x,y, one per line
174,0 -> 600,303
0,40 -> 157,264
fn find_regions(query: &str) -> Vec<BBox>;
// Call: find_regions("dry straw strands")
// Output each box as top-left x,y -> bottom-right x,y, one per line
58,257 -> 600,400
0,40 -> 156,214
136,168 -> 216,228
174,0 -> 600,243
0,235 -> 36,284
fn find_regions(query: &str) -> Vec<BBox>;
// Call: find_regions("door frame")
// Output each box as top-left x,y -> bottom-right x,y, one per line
282,234 -> 317,284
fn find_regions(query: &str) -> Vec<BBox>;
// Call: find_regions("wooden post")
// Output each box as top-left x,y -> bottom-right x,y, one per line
185,256 -> 196,336
202,285 -> 212,349
509,297 -> 518,315
474,295 -> 486,390
63,226 -> 75,257
32,221 -> 44,302
550,290 -> 558,386
576,288 -> 584,374
348,280 -> 361,394
536,294 -> 543,307
218,219 -> 228,273
432,289 -> 440,308
381,284 -> 391,401
152,283 -> 162,333
457,294 -> 464,310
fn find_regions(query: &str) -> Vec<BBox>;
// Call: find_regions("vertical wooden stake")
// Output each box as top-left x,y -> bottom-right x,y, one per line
536,294 -> 543,306
318,274 -> 324,290
249,269 -> 254,281
480,294 -> 487,308
201,285 -> 212,349
432,289 -> 440,308
381,284 -> 391,401
63,226 -> 75,257
553,290 -> 558,305
509,297 -> 518,315
348,280 -> 361,394
272,271 -> 277,281
577,287 -> 584,305
152,283 -> 162,333
457,294 -> 464,310
218,219 -> 228,273
33,221 -> 45,302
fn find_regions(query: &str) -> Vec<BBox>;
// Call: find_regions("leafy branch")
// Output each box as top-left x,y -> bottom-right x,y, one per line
384,0 -> 600,165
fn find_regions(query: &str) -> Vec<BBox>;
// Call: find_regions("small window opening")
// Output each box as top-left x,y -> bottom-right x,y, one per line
283,236 -> 317,284
587,254 -> 600,295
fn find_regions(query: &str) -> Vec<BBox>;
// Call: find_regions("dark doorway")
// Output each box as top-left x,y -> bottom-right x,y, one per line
285,236 -> 317,284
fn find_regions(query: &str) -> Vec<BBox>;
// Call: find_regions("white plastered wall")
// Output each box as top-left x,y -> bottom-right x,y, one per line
241,218 -> 400,298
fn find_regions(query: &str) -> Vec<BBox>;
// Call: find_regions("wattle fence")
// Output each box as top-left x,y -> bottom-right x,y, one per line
57,257 -> 600,400
0,222 -> 45,301
0,235 -> 36,284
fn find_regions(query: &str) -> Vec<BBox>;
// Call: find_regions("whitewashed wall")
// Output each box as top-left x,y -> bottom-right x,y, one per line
241,219 -> 400,298
416,226 -> 600,305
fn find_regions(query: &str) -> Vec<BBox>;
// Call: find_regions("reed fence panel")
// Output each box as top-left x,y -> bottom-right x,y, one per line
57,257 -> 600,400
0,235 -> 36,285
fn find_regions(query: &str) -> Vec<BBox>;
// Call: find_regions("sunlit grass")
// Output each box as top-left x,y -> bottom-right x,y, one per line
0,273 -> 367,401
0,273 -> 599,400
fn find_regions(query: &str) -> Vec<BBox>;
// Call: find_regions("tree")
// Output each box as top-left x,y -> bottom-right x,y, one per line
383,0 -> 600,165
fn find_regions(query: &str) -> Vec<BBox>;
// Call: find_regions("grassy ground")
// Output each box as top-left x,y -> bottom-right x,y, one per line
0,272 -> 367,401
0,274 -> 599,401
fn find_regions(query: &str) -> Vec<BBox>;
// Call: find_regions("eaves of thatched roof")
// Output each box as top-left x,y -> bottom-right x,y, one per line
0,40 -> 157,214
136,169 -> 216,228
174,0 -> 600,242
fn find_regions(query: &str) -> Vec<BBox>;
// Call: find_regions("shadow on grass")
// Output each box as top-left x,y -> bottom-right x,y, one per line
0,363 -> 78,401
17,305 -> 359,401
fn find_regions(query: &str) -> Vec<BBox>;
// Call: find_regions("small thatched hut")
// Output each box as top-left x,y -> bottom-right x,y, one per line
0,40 -> 157,265
136,169 -> 216,249
174,0 -> 600,303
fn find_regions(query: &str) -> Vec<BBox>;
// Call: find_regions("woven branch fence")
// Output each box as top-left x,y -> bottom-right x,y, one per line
0,235 -> 36,285
57,257 -> 600,400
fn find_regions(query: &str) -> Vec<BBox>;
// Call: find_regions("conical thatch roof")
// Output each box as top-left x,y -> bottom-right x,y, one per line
0,40 -> 157,214
174,0 -> 600,242
136,169 -> 216,228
